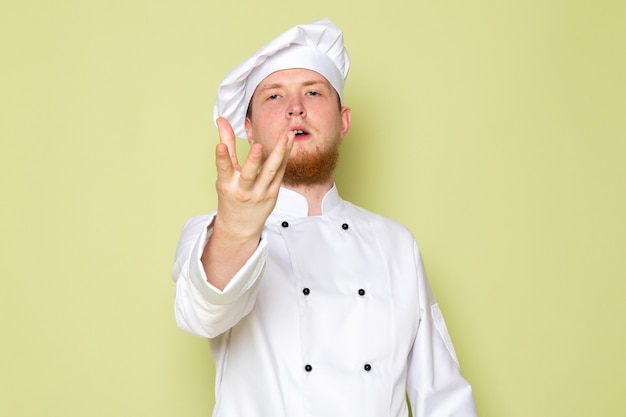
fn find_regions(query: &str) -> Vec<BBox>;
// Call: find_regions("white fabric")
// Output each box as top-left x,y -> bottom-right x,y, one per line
172,186 -> 477,417
213,18 -> 350,139
245,45 -> 344,109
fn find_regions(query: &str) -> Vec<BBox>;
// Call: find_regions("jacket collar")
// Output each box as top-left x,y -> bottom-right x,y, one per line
274,185 -> 342,218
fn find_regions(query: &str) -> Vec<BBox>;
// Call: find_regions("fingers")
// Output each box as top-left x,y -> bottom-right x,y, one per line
257,131 -> 295,189
215,117 -> 294,195
215,142 -> 233,177
238,143 -> 264,190
237,131 -> 293,192
216,117 -> 240,170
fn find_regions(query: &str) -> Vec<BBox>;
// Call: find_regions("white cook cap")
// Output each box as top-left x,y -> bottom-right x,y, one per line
213,18 -> 350,139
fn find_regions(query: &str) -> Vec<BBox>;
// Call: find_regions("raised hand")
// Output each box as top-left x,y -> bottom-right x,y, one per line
201,117 -> 295,290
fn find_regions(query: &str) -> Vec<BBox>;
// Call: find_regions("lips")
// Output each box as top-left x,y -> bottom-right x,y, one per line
291,126 -> 310,139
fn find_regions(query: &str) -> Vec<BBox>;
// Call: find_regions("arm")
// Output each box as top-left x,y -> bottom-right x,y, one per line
407,244 -> 477,416
203,118 -> 294,290
171,118 -> 294,338
171,214 -> 268,338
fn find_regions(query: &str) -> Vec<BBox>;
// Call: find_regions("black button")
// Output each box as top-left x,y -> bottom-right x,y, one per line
281,221 -> 289,228
304,364 -> 313,372
341,223 -> 349,230
303,288 -> 310,296
358,289 -> 366,296
364,364 -> 372,372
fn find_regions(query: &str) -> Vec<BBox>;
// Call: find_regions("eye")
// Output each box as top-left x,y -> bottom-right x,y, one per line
306,90 -> 321,97
268,94 -> 280,100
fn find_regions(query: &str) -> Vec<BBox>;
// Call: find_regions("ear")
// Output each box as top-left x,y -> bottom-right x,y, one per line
244,117 -> 254,145
339,106 -> 351,140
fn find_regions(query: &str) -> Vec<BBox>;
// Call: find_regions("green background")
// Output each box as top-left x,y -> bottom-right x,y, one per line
2,1 -> 625,416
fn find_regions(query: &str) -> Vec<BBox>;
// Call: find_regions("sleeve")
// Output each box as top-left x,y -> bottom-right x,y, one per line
406,243 -> 478,417
171,214 -> 268,338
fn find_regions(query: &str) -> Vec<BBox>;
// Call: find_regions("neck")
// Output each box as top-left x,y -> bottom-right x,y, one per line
282,178 -> 334,216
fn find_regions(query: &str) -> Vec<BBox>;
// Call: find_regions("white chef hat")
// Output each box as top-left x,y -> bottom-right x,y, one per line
213,18 -> 350,139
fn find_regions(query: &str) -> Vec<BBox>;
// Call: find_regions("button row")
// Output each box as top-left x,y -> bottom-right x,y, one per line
304,363 -> 372,372
302,288 -> 366,296
280,221 -> 350,230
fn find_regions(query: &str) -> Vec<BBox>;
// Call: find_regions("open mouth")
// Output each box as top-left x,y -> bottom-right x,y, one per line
291,126 -> 310,139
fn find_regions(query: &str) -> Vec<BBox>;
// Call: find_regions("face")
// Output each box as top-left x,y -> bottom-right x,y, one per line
244,68 -> 351,186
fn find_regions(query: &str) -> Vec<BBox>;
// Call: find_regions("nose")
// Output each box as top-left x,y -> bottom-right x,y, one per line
287,98 -> 306,118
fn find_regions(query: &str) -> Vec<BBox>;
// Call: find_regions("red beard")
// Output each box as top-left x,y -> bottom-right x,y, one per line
282,142 -> 340,187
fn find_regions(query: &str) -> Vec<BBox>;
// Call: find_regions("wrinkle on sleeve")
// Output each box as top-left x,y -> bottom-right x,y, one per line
171,214 -> 268,338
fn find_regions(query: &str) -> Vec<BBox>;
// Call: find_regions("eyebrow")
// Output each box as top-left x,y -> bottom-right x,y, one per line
257,79 -> 328,91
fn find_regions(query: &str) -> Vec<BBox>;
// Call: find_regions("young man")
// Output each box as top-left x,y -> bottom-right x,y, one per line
172,19 -> 477,417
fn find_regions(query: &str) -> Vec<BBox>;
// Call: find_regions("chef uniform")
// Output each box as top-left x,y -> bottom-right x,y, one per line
172,19 -> 477,417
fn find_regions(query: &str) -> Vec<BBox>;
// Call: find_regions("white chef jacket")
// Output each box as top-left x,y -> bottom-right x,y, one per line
172,185 -> 477,417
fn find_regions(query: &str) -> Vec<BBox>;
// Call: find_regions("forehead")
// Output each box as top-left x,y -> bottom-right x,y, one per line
256,68 -> 333,91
